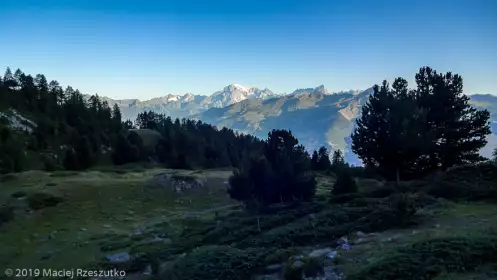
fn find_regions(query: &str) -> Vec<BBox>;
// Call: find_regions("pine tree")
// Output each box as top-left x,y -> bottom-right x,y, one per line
75,136 -> 94,169
63,149 -> 79,170
311,150 -> 319,170
3,67 -> 16,89
351,67 -> 491,181
317,146 -> 332,170
413,67 -> 491,170
228,129 -> 316,207
331,149 -> 345,168
111,104 -> 123,132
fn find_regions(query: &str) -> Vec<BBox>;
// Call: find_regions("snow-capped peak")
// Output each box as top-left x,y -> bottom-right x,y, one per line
166,94 -> 180,102
231,83 -> 251,92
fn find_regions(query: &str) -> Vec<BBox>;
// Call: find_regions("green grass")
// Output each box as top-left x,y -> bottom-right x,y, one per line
0,168 -> 234,270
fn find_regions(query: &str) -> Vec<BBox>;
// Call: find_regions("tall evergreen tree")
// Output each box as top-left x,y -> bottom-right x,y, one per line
413,67 -> 491,169
317,146 -> 332,170
311,150 -> 319,170
228,129 -> 316,207
352,67 -> 491,181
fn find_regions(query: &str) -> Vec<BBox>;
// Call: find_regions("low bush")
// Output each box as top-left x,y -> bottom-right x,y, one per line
161,245 -> 267,280
10,190 -> 27,198
302,257 -> 324,277
332,169 -> 358,195
0,173 -> 17,182
427,162 -> 497,201
237,207 -> 371,249
329,193 -> 363,204
0,205 -> 14,226
264,248 -> 300,264
348,233 -> 497,280
283,257 -> 323,280
27,192 -> 64,210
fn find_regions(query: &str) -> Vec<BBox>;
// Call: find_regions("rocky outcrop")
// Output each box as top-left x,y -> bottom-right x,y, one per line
0,109 -> 37,133
152,173 -> 204,193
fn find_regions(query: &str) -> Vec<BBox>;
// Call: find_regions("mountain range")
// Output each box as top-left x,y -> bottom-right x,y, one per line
96,84 -> 497,164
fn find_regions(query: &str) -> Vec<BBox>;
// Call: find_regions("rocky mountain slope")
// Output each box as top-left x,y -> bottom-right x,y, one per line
99,86 -> 497,164
94,84 -> 281,121
194,86 -> 373,164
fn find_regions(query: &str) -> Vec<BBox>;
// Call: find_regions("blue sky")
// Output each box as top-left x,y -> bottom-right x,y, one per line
1,0 -> 496,99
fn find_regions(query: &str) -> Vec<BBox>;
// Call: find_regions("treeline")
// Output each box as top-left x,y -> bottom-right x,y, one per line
0,67 -> 123,173
113,110 -> 265,169
226,67 -> 494,210
0,67 -> 270,173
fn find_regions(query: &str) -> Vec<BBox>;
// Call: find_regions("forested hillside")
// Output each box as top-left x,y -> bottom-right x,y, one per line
0,67 -> 124,173
0,67 -> 267,174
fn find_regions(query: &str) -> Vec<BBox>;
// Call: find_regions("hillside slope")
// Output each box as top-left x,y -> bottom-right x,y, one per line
195,87 -> 372,164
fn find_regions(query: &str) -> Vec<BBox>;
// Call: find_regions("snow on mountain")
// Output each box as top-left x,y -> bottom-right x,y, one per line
201,84 -> 279,108
289,85 -> 329,96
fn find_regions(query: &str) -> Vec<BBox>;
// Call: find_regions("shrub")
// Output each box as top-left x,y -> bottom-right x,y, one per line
348,233 -> 497,280
0,205 -> 14,226
0,173 -> 17,182
329,193 -> 362,204
283,262 -> 303,280
302,257 -> 324,277
10,190 -> 27,198
283,257 -> 323,280
161,245 -> 267,280
332,169 -> 358,195
426,162 -> 497,201
264,248 -> 300,264
27,192 -> 64,210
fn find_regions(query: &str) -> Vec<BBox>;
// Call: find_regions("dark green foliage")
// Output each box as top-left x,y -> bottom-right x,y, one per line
264,248 -> 300,264
311,146 -> 332,171
331,149 -> 346,171
0,122 -> 25,173
75,136 -> 95,169
302,258 -> 324,278
0,173 -> 17,182
492,148 -> 497,163
63,149 -> 79,170
329,193 -> 363,204
161,245 -> 267,280
111,133 -> 140,165
352,67 -> 491,181
283,261 -> 304,280
228,129 -> 316,207
11,190 -> 27,198
427,162 -> 497,201
0,205 -> 14,226
311,151 -> 319,170
128,111 -> 265,170
332,168 -> 358,195
27,192 -> 65,210
1,67 -> 124,172
348,233 -> 497,280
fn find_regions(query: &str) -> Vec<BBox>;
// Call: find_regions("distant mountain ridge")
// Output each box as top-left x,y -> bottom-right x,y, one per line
89,84 -> 284,120
95,85 -> 497,164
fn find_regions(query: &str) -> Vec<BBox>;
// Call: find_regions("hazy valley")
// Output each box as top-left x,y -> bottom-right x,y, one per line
99,85 -> 497,162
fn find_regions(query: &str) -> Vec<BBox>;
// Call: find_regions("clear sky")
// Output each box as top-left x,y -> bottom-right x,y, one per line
1,0 -> 496,99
